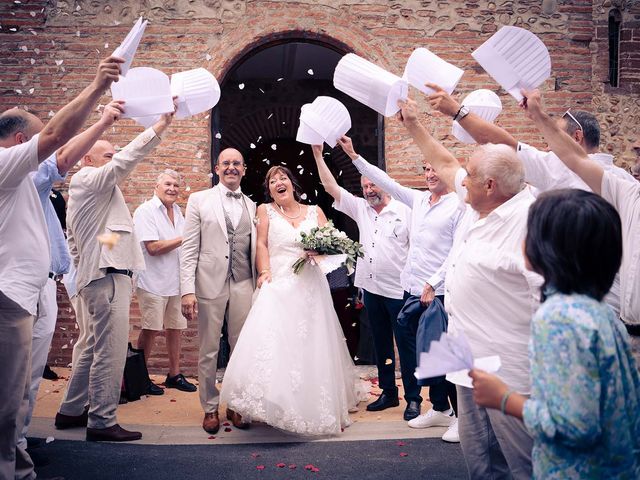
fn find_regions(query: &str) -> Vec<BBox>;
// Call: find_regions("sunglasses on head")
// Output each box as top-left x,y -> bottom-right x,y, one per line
563,110 -> 583,132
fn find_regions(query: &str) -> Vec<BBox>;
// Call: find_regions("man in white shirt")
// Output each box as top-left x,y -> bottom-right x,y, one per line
426,83 -> 634,315
0,55 -> 123,480
181,148 -> 257,434
334,136 -> 463,440
133,169 -> 196,395
522,88 -> 640,365
55,110 -> 175,443
397,97 -> 542,479
311,144 -> 412,416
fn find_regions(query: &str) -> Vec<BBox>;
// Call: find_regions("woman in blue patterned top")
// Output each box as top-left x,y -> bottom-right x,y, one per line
470,189 -> 640,479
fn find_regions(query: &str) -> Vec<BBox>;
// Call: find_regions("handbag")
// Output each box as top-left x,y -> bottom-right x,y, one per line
122,342 -> 151,401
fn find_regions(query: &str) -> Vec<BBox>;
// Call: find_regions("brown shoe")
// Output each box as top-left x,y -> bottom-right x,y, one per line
86,424 -> 142,442
54,408 -> 88,430
226,408 -> 250,430
203,412 -> 220,434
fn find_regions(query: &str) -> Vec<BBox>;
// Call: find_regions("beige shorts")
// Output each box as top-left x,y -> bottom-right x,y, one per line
136,288 -> 186,331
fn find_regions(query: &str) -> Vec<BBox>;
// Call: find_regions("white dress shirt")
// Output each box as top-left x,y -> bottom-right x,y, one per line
517,142 -> 633,315
333,188 -> 411,299
601,172 -> 640,325
446,168 -> 542,394
218,183 -> 243,229
352,157 -> 462,296
133,195 -> 185,297
0,135 -> 50,315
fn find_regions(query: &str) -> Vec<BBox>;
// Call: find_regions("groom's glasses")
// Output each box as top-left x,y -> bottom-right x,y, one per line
219,160 -> 244,168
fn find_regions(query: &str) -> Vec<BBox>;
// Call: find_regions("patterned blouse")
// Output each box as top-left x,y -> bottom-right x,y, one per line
522,293 -> 640,479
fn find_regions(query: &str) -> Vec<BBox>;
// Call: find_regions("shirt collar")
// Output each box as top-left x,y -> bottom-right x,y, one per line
151,194 -> 178,213
589,152 -> 614,166
219,182 -> 242,196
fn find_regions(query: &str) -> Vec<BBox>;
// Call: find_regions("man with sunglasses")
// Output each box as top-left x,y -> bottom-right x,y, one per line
425,83 -> 634,316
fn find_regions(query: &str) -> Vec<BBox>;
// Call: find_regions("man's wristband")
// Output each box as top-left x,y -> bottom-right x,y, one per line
500,390 -> 514,415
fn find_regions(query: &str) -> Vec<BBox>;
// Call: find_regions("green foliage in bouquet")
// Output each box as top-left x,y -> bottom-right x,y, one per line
292,221 -> 364,274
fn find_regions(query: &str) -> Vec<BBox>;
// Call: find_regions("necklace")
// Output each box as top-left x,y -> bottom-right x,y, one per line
277,202 -> 302,219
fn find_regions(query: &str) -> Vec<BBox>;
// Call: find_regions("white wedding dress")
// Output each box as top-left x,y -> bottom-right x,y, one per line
220,204 -> 368,436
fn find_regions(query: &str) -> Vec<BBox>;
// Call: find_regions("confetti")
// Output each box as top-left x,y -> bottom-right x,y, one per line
48,110 -> 55,117
205,53 -> 212,61
281,161 -> 287,165
267,113 -> 273,119
34,48 -> 40,54
104,42 -> 109,48
297,164 -> 302,169
196,150 -> 203,159
207,172 -> 214,178
207,435 -> 216,439
307,69 -> 314,75
276,463 -> 286,468
55,59 -> 64,66
251,453 -> 261,458
300,193 -> 308,200
354,356 -> 359,361
15,89 -> 22,95
300,168 -> 304,174
400,452 -> 409,457
30,11 -> 36,17
385,358 -> 393,365
289,464 -> 297,469
314,189 -> 318,196
185,186 -> 191,192
30,58 -> 35,65
20,45 -> 27,52
28,88 -> 34,94
61,344 -> 68,349
224,427 -> 232,432
45,436 -> 54,444
238,83 -> 245,90
257,135 -> 262,142
250,143 -> 256,149
299,150 -> 304,155
76,31 -> 80,37
215,132 -> 222,139
304,465 -> 315,471
339,170 -> 343,176
351,323 -> 357,327
277,77 -> 283,82
259,88 -> 265,93
256,466 -> 265,471
396,441 -> 406,446
271,144 -> 277,150
169,399 -> 176,403
204,114 -> 210,119
97,232 -> 120,249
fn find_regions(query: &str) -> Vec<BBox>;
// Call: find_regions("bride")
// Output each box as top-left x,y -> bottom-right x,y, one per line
220,165 -> 367,435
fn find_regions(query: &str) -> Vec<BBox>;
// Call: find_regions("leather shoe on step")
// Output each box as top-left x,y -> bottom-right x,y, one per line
403,400 -> 421,421
226,408 -> 250,429
86,424 -> 142,442
366,392 -> 400,412
165,373 -> 197,393
203,412 -> 220,434
54,407 -> 88,430
147,382 -> 165,395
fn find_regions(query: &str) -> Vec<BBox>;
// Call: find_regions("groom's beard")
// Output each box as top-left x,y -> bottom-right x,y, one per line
366,193 -> 383,207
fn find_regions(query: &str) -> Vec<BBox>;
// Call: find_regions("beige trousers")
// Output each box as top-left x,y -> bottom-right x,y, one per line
198,277 -> 253,413
59,274 -> 132,429
0,291 -> 35,480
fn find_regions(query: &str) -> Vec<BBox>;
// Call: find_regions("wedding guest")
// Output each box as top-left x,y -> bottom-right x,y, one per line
0,54 -> 123,480
181,148 -> 256,434
335,136 -> 462,441
56,108 -> 175,442
471,189 -> 640,479
426,83 -> 633,315
312,144 -> 412,416
133,169 -> 196,395
520,88 -> 640,366
397,97 -> 542,479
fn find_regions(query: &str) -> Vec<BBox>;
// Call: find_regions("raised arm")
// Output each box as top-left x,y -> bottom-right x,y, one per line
55,100 -> 124,175
397,98 -> 461,191
37,55 -> 124,162
337,135 -> 420,208
425,83 -> 517,149
523,89 -> 603,194
312,144 -> 341,201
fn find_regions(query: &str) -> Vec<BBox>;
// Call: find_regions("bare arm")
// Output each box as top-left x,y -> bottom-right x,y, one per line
256,204 -> 271,287
397,98 -> 461,191
312,144 -> 341,201
55,100 -> 124,175
37,55 -> 124,162
425,82 -> 517,149
143,237 -> 182,256
523,89 -> 604,194
316,205 -> 328,227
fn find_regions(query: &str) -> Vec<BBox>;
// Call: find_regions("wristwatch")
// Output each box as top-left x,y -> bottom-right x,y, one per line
453,105 -> 470,122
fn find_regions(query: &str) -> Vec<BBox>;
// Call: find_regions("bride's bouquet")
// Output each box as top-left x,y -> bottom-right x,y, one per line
292,221 -> 364,275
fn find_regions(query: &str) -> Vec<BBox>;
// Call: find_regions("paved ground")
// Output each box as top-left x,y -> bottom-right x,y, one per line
32,437 -> 468,480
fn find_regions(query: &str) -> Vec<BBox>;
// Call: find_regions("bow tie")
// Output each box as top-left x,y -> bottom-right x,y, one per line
226,191 -> 242,199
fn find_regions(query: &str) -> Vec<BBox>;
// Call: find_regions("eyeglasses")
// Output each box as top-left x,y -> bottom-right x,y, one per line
219,161 -> 244,168
563,110 -> 583,132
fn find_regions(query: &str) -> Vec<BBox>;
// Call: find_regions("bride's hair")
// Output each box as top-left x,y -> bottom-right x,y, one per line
263,165 -> 304,203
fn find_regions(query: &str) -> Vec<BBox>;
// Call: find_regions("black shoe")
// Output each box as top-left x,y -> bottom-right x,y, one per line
403,400 -> 421,421
165,373 -> 197,393
147,382 -> 165,396
26,447 -> 49,467
42,365 -> 59,380
366,392 -> 400,412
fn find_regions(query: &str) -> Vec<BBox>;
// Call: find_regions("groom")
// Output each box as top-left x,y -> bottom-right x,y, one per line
180,148 -> 257,434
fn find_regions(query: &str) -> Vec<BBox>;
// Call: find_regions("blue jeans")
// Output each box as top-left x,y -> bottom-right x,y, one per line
362,290 -> 422,403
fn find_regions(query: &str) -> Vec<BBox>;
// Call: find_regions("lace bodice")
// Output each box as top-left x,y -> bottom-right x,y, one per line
265,203 -> 318,280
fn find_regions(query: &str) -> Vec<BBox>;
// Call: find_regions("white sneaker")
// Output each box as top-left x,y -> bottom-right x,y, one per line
441,418 -> 460,443
407,408 -> 454,429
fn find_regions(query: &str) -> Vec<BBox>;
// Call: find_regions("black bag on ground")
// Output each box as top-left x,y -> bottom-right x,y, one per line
122,343 -> 151,401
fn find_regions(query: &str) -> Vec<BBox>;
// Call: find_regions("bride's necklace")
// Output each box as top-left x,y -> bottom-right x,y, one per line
277,202 -> 302,219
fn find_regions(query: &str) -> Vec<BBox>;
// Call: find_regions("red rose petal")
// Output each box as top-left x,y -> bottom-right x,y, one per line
288,464 -> 296,469
251,453 -> 261,458
400,452 -> 409,457
169,399 -> 177,402
311,467 -> 320,472
207,435 -> 216,440
304,464 -> 314,470
396,441 -> 406,446
256,465 -> 265,471
223,422 -> 230,426
224,427 -> 232,432
276,463 -> 286,468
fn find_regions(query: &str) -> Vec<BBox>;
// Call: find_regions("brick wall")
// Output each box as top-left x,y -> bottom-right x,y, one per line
1,0 -> 637,375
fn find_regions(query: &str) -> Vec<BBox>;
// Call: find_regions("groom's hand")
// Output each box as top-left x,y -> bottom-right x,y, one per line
181,293 -> 198,321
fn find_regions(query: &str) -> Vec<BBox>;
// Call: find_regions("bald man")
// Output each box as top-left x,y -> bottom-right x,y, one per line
55,109 -> 175,443
180,148 -> 257,434
0,55 -> 123,480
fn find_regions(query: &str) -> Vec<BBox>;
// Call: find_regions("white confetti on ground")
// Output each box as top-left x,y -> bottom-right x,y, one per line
271,144 -> 277,150
45,437 -> 54,444
238,83 -> 245,90
214,132 -> 221,139
307,69 -> 314,75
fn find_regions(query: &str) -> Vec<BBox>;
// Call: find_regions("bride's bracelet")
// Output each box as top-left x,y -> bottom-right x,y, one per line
259,269 -> 270,276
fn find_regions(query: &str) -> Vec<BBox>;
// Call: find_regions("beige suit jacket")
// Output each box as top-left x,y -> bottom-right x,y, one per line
180,184 -> 256,299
